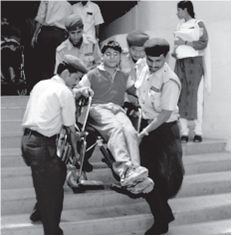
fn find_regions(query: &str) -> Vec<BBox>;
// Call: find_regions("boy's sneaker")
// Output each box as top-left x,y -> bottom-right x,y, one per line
127,177 -> 154,194
120,165 -> 148,187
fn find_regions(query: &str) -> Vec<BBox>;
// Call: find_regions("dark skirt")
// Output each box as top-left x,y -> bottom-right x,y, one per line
140,120 -> 185,199
175,57 -> 204,120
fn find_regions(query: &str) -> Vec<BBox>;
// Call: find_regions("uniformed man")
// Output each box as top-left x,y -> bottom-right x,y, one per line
31,0 -> 73,80
136,38 -> 185,235
21,55 -> 92,235
54,14 -> 101,74
120,30 -> 149,128
120,30 -> 149,81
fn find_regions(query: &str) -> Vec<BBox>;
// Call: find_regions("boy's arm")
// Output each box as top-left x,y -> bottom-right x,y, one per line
73,74 -> 94,99
126,85 -> 137,98
126,74 -> 137,98
73,87 -> 94,100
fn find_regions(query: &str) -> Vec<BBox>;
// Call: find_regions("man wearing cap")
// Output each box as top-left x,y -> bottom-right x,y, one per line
54,14 -> 101,74
136,38 -> 185,235
120,30 -> 149,128
21,55 -> 92,234
31,0 -> 73,80
121,30 -> 149,81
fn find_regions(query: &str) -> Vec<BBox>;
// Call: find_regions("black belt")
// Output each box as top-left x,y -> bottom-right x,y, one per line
24,128 -> 57,139
42,25 -> 66,32
142,119 -> 177,126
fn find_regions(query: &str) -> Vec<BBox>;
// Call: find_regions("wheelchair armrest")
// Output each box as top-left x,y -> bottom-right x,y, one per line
123,102 -> 141,117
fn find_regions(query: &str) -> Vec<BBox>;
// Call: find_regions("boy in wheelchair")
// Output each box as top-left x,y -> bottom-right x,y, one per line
74,40 -> 154,194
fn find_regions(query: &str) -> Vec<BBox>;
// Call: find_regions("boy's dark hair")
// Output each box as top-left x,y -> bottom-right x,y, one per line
177,1 -> 195,18
57,62 -> 79,75
101,40 -> 122,54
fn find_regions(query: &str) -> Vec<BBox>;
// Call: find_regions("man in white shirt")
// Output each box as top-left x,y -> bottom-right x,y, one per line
31,0 -> 73,80
21,55 -> 92,234
136,38 -> 184,235
72,1 -> 104,41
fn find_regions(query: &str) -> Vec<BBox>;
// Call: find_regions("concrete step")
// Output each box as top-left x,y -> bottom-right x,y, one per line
2,164 -> 231,192
123,219 -> 231,235
1,107 -> 26,120
168,219 -> 231,235
1,131 -> 227,152
1,166 -> 117,190
1,171 -> 231,215
1,146 -> 105,168
1,120 -> 23,133
1,95 -> 29,107
2,148 -> 231,185
2,148 -> 231,175
182,152 -> 231,175
181,138 -> 226,155
1,132 -> 23,149
1,193 -> 231,235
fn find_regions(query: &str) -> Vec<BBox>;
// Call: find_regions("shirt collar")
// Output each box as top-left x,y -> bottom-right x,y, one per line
67,35 -> 90,51
128,54 -> 136,67
52,75 -> 66,86
97,63 -> 120,72
81,1 -> 90,7
149,63 -> 168,80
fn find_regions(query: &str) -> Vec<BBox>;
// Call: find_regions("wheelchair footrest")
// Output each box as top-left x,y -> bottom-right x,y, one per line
79,179 -> 105,186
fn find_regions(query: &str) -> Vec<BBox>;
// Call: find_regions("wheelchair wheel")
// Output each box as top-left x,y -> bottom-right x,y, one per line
16,81 -> 27,95
17,87 -> 27,95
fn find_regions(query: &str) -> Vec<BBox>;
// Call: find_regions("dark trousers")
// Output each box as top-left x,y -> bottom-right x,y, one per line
140,120 -> 184,225
24,46 -> 39,93
36,26 -> 67,80
21,131 -> 67,235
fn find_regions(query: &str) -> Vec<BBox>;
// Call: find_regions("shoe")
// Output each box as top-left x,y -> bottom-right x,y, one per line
181,136 -> 188,143
30,206 -> 41,222
193,135 -> 202,143
120,165 -> 148,187
145,222 -> 168,235
127,177 -> 154,194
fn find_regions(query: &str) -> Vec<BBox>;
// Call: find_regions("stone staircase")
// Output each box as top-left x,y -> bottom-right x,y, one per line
1,96 -> 231,235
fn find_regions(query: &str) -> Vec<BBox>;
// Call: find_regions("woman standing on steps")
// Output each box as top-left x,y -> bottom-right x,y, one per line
173,1 -> 211,143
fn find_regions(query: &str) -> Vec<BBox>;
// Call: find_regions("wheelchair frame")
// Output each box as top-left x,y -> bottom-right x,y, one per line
66,96 -> 121,191
66,95 -> 143,193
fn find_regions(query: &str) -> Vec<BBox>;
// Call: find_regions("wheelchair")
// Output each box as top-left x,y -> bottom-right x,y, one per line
1,44 -> 27,96
65,95 -> 142,194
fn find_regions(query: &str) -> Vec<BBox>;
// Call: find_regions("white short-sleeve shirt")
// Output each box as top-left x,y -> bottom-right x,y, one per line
135,58 -> 181,122
35,0 -> 73,30
22,75 -> 76,137
72,1 -> 104,39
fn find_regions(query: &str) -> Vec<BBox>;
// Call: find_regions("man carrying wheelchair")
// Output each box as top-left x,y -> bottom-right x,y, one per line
75,40 -> 154,194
